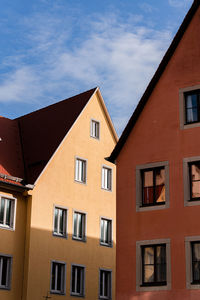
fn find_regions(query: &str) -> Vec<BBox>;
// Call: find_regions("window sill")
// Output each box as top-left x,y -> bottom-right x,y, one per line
70,292 -> 84,297
100,241 -> 113,248
52,232 -> 68,239
0,224 -> 14,231
72,236 -> 86,243
50,290 -> 65,295
137,203 -> 168,212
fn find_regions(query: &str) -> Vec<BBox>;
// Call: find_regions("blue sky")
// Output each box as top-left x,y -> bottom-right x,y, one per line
0,0 -> 193,134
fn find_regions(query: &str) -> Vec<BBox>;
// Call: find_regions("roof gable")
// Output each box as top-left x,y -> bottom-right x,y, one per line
16,88 -> 96,184
109,0 -> 200,162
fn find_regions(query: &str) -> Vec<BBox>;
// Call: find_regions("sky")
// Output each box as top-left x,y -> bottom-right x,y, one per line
0,0 -> 194,135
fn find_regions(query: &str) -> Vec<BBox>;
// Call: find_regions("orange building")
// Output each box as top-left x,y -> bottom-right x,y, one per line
0,87 -> 117,300
109,0 -> 200,299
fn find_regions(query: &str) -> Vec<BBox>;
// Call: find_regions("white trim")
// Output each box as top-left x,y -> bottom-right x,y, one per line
74,156 -> 87,185
0,195 -> 17,231
52,205 -> 68,238
90,118 -> 100,140
101,165 -> 112,192
72,210 -> 87,242
100,216 -> 113,247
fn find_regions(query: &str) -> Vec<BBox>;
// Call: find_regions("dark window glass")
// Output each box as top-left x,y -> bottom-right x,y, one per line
51,262 -> 65,293
100,219 -> 112,246
192,242 -> 200,283
73,212 -> 85,240
185,92 -> 200,124
189,162 -> 200,200
0,256 -> 11,289
71,265 -> 84,296
142,167 -> 165,206
142,244 -> 166,286
100,270 -> 111,299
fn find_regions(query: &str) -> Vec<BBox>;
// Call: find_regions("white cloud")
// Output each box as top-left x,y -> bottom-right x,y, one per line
0,9 -> 172,135
168,0 -> 192,8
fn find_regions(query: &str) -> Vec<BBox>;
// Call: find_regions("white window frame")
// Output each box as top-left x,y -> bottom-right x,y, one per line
91,119 -> 100,139
50,260 -> 66,295
70,264 -> 85,297
0,195 -> 16,231
136,161 -> 169,212
53,205 -> 68,238
72,211 -> 86,242
136,238 -> 171,292
99,268 -> 112,299
0,254 -> 12,290
100,217 -> 112,247
75,157 -> 87,184
101,166 -> 112,191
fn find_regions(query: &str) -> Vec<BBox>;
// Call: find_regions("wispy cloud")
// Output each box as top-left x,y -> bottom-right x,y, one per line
0,6 -> 172,134
168,0 -> 192,8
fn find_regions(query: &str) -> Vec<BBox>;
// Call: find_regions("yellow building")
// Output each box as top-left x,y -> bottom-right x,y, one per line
0,87 -> 117,300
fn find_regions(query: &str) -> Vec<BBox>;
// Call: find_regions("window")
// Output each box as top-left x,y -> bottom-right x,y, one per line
73,211 -> 86,241
136,239 -> 171,292
91,120 -> 100,139
142,167 -> 165,206
183,157 -> 200,207
75,158 -> 87,183
71,265 -> 85,297
136,161 -> 169,212
100,218 -> 112,247
0,197 -> 16,230
99,269 -> 112,299
141,245 -> 166,286
179,85 -> 200,129
102,167 -> 112,191
0,255 -> 12,290
185,90 -> 200,124
53,207 -> 67,238
185,236 -> 200,289
50,261 -> 66,294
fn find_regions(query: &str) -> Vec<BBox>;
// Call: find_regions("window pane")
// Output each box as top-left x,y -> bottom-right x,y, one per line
186,94 -> 197,109
143,187 -> 154,204
156,246 -> 166,264
186,108 -> 198,123
1,258 -> 8,286
192,181 -> 200,198
72,266 -> 76,292
193,261 -> 200,281
57,264 -> 62,291
5,200 -> 11,226
0,199 -> 5,224
77,267 -> 81,294
144,265 -> 154,283
59,209 -> 64,234
144,171 -> 153,187
144,247 -> 154,264
51,263 -> 56,290
156,263 -> 166,282
193,243 -> 200,260
191,163 -> 200,180
73,213 -> 78,237
78,214 -> 82,238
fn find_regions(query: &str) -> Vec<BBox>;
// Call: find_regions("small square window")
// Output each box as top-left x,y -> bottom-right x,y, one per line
71,265 -> 85,297
100,218 -> 112,247
0,197 -> 16,230
136,161 -> 169,212
73,211 -> 86,242
91,120 -> 100,139
136,239 -> 171,292
102,167 -> 112,191
0,255 -> 12,290
53,207 -> 67,238
75,158 -> 87,184
50,261 -> 66,294
185,91 -> 200,124
99,269 -> 112,299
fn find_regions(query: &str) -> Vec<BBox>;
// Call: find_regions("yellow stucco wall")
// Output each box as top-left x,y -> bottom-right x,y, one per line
0,188 -> 27,300
24,91 -> 116,299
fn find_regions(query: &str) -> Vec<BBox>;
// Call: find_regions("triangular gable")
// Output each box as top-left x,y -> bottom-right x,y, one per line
16,88 -> 97,184
109,0 -> 200,162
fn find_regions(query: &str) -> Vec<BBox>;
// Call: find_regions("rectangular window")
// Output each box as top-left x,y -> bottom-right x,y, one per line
142,167 -> 165,206
189,162 -> 200,201
0,255 -> 12,290
100,218 -> 112,247
50,261 -> 66,294
75,158 -> 87,183
191,242 -> 200,284
141,244 -> 166,286
99,269 -> 112,299
102,167 -> 112,191
71,265 -> 85,297
91,120 -> 100,139
0,197 -> 15,229
73,212 -> 86,241
185,91 -> 200,124
53,207 -> 67,238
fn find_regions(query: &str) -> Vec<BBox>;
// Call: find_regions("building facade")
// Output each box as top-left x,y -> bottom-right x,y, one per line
109,1 -> 200,299
0,87 -> 117,300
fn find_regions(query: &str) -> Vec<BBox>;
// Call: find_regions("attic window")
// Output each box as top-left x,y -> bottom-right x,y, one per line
91,120 -> 100,139
185,90 -> 200,124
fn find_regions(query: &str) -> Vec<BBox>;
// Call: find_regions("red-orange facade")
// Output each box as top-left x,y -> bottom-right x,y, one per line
110,1 -> 200,299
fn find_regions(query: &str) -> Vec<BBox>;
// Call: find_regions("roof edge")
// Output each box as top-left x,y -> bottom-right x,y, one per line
108,0 -> 200,162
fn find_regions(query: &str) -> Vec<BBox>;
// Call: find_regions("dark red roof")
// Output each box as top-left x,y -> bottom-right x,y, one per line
109,0 -> 200,162
0,88 -> 96,187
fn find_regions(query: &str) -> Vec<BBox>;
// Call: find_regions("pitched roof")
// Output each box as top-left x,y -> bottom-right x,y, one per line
108,0 -> 200,163
16,87 -> 97,184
